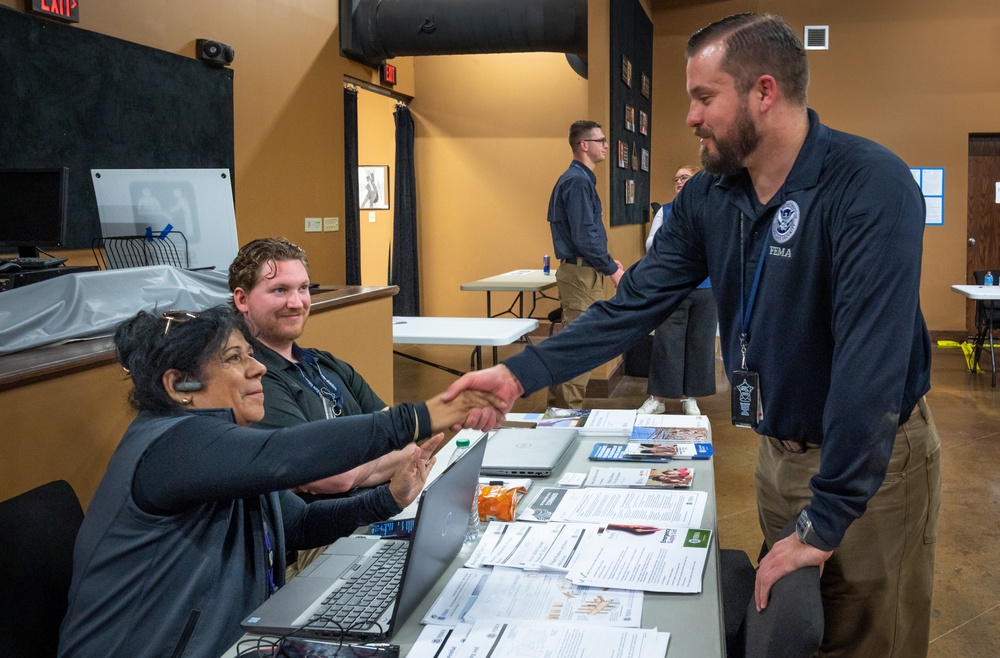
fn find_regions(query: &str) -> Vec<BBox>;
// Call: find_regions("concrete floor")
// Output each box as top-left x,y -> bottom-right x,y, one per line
392,337 -> 1000,657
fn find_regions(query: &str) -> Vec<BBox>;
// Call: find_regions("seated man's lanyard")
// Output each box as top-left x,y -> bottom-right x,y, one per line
291,348 -> 345,419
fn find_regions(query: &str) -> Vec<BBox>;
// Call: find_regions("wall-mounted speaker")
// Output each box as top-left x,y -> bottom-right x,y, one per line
196,39 -> 235,67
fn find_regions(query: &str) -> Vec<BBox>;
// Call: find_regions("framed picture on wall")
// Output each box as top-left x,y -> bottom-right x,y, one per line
625,105 -> 635,132
639,111 -> 648,136
641,73 -> 651,99
359,165 -> 389,210
641,148 -> 650,172
618,141 -> 628,168
622,55 -> 632,87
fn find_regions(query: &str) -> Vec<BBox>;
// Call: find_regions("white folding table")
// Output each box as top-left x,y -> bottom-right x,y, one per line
952,284 -> 1000,386
460,269 -> 559,319
392,316 -> 538,376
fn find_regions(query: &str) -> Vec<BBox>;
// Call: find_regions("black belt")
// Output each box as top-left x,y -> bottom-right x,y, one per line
771,438 -> 819,453
560,257 -> 593,268
772,402 -> 924,454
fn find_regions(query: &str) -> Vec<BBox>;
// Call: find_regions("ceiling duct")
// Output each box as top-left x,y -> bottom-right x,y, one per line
341,0 -> 588,70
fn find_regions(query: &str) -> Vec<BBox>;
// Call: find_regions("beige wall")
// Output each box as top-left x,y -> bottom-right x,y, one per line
408,52 -> 590,319
649,0 -> 1000,332
8,0 -> 994,335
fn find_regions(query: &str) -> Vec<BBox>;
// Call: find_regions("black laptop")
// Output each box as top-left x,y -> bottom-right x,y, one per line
241,434 -> 487,641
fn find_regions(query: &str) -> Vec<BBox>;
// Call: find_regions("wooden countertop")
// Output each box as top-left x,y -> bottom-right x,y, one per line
0,285 -> 397,391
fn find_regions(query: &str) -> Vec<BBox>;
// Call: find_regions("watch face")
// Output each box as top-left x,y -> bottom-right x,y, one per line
795,511 -> 811,542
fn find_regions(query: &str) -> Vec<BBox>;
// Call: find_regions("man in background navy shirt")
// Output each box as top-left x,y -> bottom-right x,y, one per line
448,14 -> 940,657
547,120 -> 624,408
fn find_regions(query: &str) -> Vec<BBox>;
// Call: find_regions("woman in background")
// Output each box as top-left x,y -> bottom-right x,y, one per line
638,164 -> 717,416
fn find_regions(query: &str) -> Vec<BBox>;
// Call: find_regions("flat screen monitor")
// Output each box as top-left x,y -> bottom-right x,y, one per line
0,167 -> 69,258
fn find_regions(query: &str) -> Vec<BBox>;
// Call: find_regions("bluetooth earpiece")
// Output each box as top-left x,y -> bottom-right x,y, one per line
174,380 -> 204,392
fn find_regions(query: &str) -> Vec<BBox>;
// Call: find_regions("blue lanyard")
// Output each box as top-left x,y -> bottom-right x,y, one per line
739,211 -> 770,369
261,504 -> 277,595
291,352 -> 344,418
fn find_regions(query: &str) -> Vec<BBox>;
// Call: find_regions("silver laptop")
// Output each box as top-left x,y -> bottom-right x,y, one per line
480,427 -> 577,477
241,434 -> 488,641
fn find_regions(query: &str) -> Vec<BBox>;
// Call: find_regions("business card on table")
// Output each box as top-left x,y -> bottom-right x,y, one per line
558,472 -> 587,488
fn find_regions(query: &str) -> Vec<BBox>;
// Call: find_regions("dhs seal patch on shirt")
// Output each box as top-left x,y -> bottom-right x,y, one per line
772,200 -> 800,244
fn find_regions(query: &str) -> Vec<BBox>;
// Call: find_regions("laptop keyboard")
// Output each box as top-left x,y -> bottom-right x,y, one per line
307,539 -> 408,632
0,256 -> 68,269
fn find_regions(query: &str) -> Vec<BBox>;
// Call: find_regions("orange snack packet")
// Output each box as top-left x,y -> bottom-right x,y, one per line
477,484 -> 528,522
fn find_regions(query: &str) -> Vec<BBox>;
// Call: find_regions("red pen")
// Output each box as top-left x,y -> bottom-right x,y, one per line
606,523 -> 660,535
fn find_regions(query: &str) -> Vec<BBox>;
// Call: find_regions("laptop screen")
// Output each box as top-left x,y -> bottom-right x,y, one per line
389,433 -> 488,631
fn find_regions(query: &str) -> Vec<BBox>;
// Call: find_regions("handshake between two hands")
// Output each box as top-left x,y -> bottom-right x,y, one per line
425,364 -> 526,433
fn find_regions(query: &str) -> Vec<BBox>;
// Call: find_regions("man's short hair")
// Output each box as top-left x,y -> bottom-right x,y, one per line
228,237 -> 308,293
686,13 -> 808,106
569,120 -> 602,149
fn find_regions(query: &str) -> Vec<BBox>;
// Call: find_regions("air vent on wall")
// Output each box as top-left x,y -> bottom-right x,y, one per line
804,25 -> 829,50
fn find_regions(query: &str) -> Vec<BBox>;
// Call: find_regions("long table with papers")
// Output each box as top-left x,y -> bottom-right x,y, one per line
393,427 -> 726,656
223,424 -> 726,657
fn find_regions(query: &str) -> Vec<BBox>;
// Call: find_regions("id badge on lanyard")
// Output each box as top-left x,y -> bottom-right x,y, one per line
732,212 -> 768,429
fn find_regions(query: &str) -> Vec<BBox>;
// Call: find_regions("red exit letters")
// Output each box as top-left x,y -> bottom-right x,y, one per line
32,0 -> 80,23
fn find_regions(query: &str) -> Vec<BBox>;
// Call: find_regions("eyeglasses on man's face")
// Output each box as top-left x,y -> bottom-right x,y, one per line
161,310 -> 200,335
581,137 -> 608,145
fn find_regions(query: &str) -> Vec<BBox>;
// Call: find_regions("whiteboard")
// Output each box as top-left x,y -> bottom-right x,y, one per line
91,168 -> 239,270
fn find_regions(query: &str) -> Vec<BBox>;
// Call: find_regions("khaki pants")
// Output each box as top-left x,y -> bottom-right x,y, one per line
284,546 -> 327,581
755,398 -> 941,658
549,262 -> 604,408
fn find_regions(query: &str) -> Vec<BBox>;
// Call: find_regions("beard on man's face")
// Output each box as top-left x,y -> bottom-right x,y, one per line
698,102 -> 760,176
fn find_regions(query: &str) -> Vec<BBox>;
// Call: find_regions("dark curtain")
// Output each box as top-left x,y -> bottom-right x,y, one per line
391,103 -> 420,315
343,86 -> 362,285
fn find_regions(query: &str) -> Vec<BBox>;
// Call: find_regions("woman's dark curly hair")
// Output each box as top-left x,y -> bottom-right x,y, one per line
113,305 -> 252,414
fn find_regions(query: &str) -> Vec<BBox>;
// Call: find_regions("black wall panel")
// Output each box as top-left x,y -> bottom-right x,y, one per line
608,0 -> 653,227
0,7 -> 234,249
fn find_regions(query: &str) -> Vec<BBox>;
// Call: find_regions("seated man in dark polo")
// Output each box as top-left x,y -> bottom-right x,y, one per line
229,237 -> 441,572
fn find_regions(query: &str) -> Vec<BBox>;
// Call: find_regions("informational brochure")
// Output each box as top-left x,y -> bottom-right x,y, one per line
465,521 -> 603,573
584,466 -> 694,488
518,487 -> 571,522
537,406 -> 590,428
623,441 -> 713,460
425,566 -> 643,628
580,409 -> 637,436
422,568 -> 491,626
442,620 -> 669,658
631,414 -> 711,442
523,487 -> 708,528
408,623 -> 473,658
566,526 -> 714,593
589,442 -> 712,461
466,567 -> 642,627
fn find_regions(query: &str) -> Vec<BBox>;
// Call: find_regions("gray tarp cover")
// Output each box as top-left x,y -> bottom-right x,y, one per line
0,266 -> 232,356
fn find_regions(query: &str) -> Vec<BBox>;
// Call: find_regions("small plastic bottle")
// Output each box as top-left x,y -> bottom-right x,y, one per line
448,438 -> 481,543
543,255 -> 550,275
986,271 -> 994,286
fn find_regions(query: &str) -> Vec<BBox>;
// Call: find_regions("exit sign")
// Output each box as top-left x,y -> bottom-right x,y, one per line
380,62 -> 396,86
30,0 -> 80,23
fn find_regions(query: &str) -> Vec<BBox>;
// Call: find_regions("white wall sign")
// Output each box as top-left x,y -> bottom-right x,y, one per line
910,167 -> 944,225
